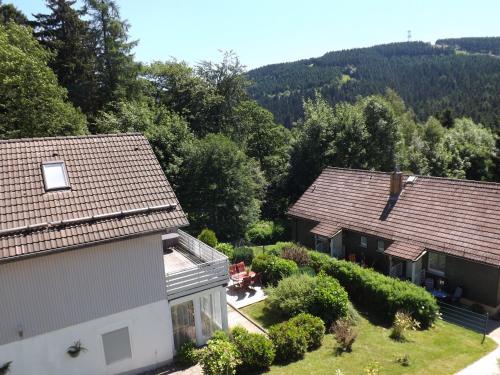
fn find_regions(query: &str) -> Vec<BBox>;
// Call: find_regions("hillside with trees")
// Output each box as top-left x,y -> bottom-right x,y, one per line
248,41 -> 500,129
0,1 -> 498,241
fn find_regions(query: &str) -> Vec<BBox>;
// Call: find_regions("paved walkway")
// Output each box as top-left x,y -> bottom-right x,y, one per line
456,320 -> 500,375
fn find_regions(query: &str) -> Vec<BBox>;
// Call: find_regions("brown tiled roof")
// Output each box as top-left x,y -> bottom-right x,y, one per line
384,241 -> 425,261
288,167 -> 500,266
0,134 -> 188,261
310,222 -> 342,238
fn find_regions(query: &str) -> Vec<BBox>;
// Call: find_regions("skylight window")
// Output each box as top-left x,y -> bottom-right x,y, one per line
42,161 -> 70,191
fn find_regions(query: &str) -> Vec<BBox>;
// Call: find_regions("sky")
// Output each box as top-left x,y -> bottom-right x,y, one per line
9,0 -> 500,69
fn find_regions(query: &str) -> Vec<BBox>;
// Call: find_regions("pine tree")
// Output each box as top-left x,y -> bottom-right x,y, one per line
32,0 -> 97,114
84,0 -> 139,115
0,2 -> 29,25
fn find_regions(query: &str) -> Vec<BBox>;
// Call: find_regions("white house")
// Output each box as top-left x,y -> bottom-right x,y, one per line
0,134 -> 229,374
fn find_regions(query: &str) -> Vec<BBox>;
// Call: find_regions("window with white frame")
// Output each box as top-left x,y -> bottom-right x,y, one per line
360,236 -> 367,248
102,327 -> 132,365
428,252 -> 446,276
377,240 -> 384,253
41,161 -> 69,191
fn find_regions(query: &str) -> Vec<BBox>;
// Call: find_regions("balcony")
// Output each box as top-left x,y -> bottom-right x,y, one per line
164,230 -> 229,300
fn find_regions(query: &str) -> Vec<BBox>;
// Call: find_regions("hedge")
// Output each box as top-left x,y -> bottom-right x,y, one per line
315,254 -> 439,327
233,246 -> 254,266
245,220 -> 286,245
251,254 -> 299,285
268,321 -> 308,363
289,313 -> 325,350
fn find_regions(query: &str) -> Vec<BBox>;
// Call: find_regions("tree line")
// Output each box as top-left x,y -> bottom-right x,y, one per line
0,1 -> 497,242
248,41 -> 500,131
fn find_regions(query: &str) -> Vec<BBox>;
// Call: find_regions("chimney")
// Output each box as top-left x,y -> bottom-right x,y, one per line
390,170 -> 403,196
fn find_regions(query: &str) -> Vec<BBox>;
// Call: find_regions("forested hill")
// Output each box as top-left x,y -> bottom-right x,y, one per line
247,41 -> 500,128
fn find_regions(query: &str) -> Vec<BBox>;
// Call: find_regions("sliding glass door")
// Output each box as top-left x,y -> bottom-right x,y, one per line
171,300 -> 196,352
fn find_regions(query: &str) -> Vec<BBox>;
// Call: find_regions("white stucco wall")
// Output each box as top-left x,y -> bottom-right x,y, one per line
0,300 -> 174,375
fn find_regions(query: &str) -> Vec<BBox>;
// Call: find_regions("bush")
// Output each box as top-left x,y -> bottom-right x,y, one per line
251,254 -> 298,286
308,250 -> 333,273
281,244 -> 311,266
289,313 -> 325,350
245,220 -> 286,245
268,321 -> 308,363
319,257 -> 439,327
197,228 -> 218,248
231,326 -> 275,370
199,338 -> 240,375
266,273 -> 348,324
215,242 -> 234,261
176,341 -> 199,367
310,272 -> 349,325
267,273 -> 316,317
330,318 -> 358,353
298,265 -> 317,276
346,301 -> 361,326
233,246 -> 254,265
390,311 -> 420,341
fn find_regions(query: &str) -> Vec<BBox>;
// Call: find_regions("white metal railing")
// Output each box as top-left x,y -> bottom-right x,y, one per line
165,230 -> 229,300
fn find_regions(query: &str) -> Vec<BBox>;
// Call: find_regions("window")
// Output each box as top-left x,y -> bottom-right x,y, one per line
428,252 -> 446,276
171,300 -> 196,351
377,240 -> 384,253
315,236 -> 330,253
41,161 -> 69,191
102,327 -> 132,365
360,236 -> 367,248
201,293 -> 222,338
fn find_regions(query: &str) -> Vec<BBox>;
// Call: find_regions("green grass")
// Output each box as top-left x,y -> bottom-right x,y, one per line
241,301 -> 496,375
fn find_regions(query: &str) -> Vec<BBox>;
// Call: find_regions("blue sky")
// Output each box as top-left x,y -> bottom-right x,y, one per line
10,0 -> 500,69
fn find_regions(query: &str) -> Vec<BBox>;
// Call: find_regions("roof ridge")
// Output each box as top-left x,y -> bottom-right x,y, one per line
325,166 -> 500,187
0,133 -> 144,144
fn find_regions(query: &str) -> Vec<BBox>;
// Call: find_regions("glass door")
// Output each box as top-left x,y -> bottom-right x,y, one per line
200,293 -> 222,341
171,300 -> 196,352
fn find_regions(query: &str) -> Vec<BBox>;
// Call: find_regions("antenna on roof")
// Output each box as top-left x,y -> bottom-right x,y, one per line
407,30 -> 412,42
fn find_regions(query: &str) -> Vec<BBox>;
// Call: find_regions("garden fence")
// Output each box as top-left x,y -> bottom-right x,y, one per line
437,300 -> 489,343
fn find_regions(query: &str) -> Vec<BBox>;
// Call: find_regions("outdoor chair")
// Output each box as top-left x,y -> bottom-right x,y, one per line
451,286 -> 463,303
424,278 -> 434,291
241,275 -> 252,289
236,262 -> 246,273
348,254 -> 356,263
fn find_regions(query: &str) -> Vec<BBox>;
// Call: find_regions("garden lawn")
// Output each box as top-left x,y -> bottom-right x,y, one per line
241,301 -> 496,375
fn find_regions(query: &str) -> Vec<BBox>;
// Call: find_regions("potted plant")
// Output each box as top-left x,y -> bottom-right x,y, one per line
67,340 -> 87,358
0,361 -> 12,375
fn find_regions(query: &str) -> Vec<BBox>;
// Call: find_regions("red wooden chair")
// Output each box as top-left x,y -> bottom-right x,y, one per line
229,264 -> 237,276
241,275 -> 252,289
236,261 -> 246,273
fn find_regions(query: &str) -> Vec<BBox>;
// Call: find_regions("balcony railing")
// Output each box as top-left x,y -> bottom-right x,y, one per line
165,230 -> 229,300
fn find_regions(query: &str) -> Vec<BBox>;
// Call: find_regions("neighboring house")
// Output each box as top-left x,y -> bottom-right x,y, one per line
0,134 -> 229,374
288,167 -> 500,310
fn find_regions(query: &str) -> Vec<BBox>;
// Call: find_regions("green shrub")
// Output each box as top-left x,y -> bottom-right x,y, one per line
197,228 -> 218,248
289,313 -> 325,350
215,242 -> 234,261
308,250 -> 333,272
310,272 -> 349,325
266,273 -> 348,324
211,330 -> 231,342
231,326 -> 275,370
176,341 -> 199,367
281,244 -> 311,266
268,321 -> 308,363
267,273 -> 316,317
199,338 -> 240,375
298,265 -> 317,276
233,246 -> 254,265
319,257 -> 439,327
330,318 -> 358,353
251,254 -> 298,286
346,301 -> 361,326
245,220 -> 287,245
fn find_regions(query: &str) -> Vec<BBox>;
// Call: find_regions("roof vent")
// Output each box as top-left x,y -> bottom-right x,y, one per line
406,176 -> 417,184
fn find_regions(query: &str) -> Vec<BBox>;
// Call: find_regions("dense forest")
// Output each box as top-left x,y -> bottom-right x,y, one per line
248,41 -> 500,129
0,1 -> 498,242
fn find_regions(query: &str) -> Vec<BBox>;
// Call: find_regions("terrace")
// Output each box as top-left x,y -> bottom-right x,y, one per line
164,230 -> 229,300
